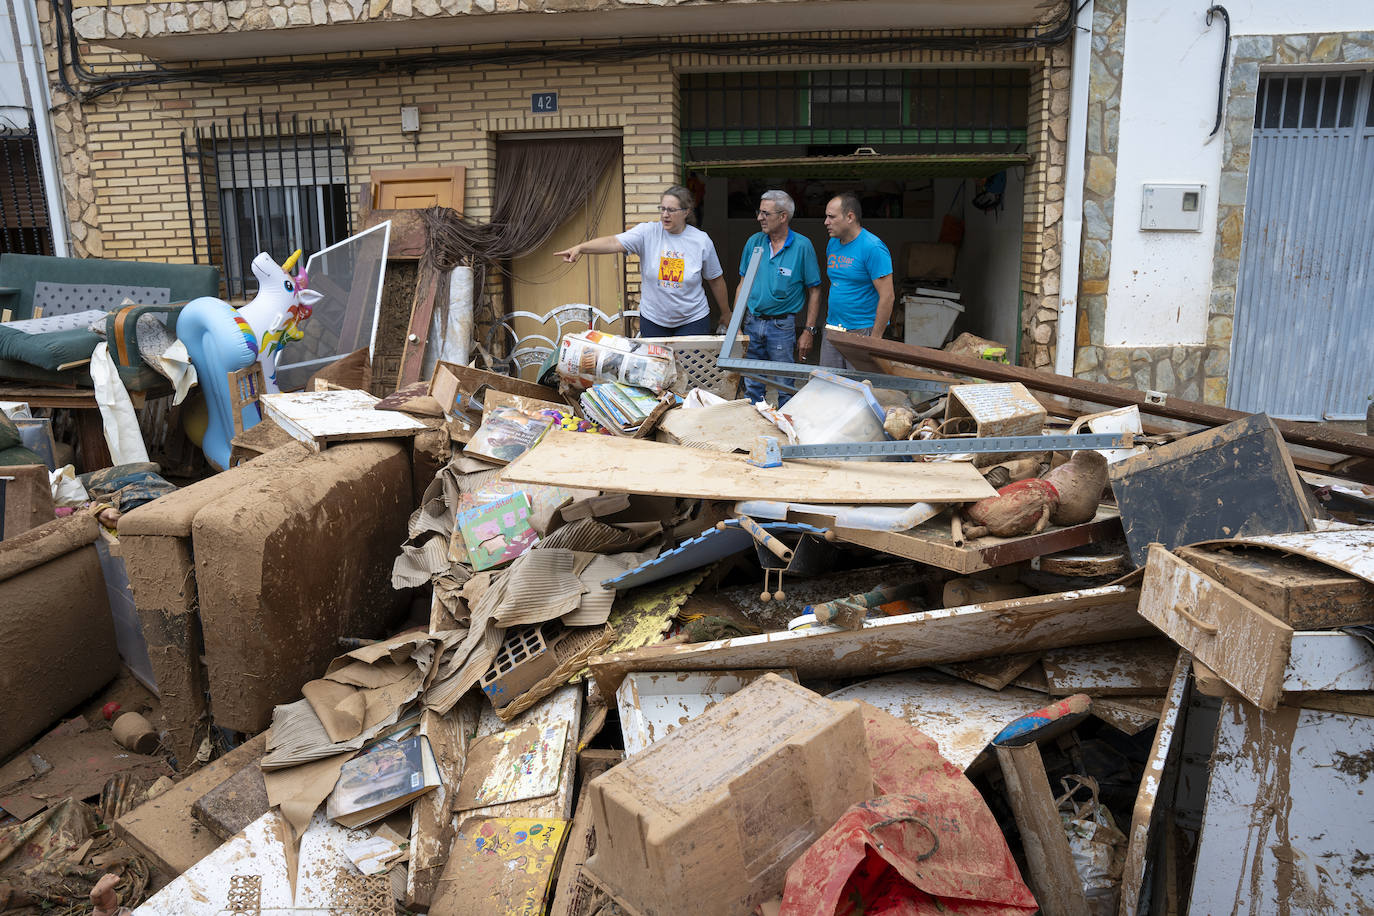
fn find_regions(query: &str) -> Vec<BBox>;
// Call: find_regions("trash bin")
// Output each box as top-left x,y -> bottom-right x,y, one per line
903,294 -> 965,348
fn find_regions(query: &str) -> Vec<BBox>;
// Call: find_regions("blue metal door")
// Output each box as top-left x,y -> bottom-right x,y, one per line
1229,71 -> 1374,420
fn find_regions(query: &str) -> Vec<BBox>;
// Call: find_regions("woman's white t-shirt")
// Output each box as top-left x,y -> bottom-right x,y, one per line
616,222 -> 724,328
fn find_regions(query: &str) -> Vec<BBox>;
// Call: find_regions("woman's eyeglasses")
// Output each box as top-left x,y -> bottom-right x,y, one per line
657,206 -> 687,214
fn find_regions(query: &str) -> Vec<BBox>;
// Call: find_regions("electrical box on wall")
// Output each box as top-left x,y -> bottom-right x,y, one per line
1141,183 -> 1205,231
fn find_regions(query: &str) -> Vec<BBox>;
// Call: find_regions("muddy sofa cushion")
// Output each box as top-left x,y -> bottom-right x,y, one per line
191,440 -> 413,733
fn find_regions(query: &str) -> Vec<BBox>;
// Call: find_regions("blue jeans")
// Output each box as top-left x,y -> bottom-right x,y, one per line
638,314 -> 713,338
742,312 -> 798,405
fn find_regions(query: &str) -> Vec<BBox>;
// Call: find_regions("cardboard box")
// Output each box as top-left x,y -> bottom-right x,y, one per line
903,242 -> 958,280
582,674 -> 872,916
945,382 -> 1047,467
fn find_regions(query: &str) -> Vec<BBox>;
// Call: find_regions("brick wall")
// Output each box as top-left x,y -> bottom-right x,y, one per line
41,18 -> 1069,364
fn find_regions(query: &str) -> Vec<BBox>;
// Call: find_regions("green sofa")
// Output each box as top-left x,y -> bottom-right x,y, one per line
0,254 -> 221,391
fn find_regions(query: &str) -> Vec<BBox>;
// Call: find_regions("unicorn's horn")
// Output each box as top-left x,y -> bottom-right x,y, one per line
280,249 -> 302,273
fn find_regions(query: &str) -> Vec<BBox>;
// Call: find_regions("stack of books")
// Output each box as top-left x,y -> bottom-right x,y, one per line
579,382 -> 663,435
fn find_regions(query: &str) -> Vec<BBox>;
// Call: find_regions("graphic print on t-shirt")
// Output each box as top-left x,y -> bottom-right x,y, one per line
658,251 -> 686,288
828,252 -> 855,271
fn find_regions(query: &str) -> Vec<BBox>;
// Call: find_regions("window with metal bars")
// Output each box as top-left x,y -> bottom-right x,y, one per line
1253,71 -> 1374,131
0,121 -> 56,256
183,112 -> 352,299
680,68 -> 1029,153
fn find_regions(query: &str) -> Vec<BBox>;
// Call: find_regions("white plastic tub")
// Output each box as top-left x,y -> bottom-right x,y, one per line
903,294 -> 965,347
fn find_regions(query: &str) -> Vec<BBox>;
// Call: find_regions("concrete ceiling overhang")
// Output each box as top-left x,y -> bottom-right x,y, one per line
101,0 -> 1061,63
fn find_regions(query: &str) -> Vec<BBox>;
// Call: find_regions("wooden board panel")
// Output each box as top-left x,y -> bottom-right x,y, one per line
1108,414 -> 1312,567
501,428 -> 997,504
1175,544 -> 1374,628
1138,545 -> 1293,710
1188,700 -> 1374,915
260,389 -> 427,449
370,165 -> 466,212
816,505 -> 1121,574
1209,527 -> 1374,585
1041,638 -> 1179,697
590,585 -> 1152,699
114,733 -> 268,878
1118,650 -> 1192,916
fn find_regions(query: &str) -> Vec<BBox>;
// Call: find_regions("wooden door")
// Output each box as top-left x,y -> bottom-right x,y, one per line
506,150 -> 624,377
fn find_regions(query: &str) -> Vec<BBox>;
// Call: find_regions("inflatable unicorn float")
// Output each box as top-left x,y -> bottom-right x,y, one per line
177,249 -> 323,469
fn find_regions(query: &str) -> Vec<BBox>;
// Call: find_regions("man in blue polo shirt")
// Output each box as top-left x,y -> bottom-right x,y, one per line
737,190 -> 821,405
820,192 -> 894,370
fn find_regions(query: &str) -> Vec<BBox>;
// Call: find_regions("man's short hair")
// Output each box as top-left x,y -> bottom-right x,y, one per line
834,192 -> 863,222
760,189 -> 795,219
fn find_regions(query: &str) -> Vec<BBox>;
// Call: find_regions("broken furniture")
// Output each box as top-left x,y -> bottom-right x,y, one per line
824,329 -> 1374,475
118,437 -> 413,762
0,513 -> 120,760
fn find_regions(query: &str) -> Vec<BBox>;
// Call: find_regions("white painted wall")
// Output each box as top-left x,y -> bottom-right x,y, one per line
1101,0 -> 1371,347
1,0 -> 29,126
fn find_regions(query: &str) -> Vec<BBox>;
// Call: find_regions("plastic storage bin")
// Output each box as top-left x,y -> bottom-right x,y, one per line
783,370 -> 887,447
903,294 -> 964,347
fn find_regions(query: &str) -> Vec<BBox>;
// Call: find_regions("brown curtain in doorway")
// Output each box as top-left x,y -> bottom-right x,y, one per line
418,137 -> 619,363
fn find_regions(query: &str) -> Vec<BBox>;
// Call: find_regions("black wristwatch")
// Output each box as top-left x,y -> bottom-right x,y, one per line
804,325 -> 819,335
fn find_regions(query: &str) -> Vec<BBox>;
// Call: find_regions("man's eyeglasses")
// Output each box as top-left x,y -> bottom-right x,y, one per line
756,209 -> 783,218
657,206 -> 687,214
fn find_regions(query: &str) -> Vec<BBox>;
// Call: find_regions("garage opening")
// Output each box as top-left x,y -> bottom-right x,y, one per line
682,68 -> 1033,353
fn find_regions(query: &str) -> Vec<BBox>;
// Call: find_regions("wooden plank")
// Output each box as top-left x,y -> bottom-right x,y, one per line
1109,414 -> 1313,567
826,330 -> 1374,461
590,585 -> 1152,699
932,652 -> 1042,691
548,750 -> 622,916
501,428 -> 997,504
406,697 -> 480,911
260,389 -> 426,449
398,260 -> 446,388
1138,546 -> 1293,710
1041,638 -> 1179,697
1210,527 -> 1374,586
1089,696 -> 1162,736
995,742 -> 1091,916
1118,650 -> 1192,916
113,733 -> 267,878
816,505 -> 1121,573
1175,545 -> 1374,628
1188,701 -> 1374,914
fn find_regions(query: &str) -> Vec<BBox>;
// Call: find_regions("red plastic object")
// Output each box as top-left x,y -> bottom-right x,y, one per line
780,705 -> 1038,916
101,702 -> 122,721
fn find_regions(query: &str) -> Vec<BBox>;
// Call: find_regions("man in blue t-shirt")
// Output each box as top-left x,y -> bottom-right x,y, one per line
820,192 -> 894,370
737,190 -> 821,405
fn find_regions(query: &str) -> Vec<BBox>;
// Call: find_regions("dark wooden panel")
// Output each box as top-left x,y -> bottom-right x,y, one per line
1109,414 -> 1313,567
